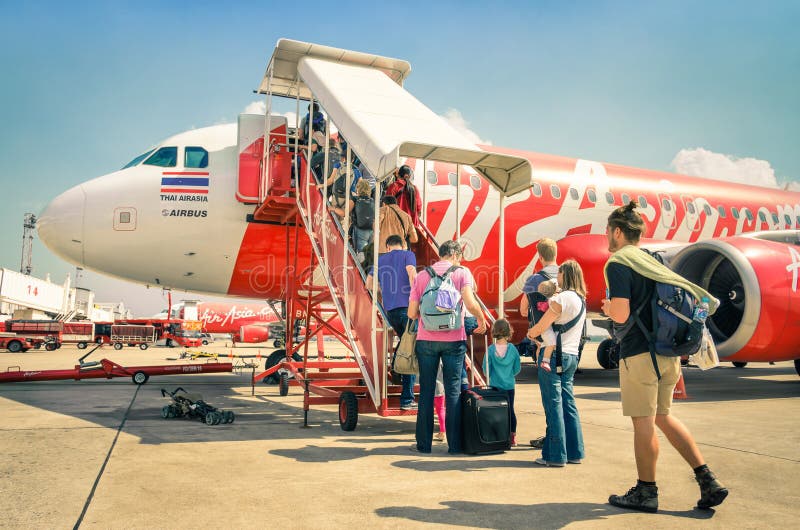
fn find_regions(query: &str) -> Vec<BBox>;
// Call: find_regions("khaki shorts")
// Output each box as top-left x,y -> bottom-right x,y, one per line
619,352 -> 681,417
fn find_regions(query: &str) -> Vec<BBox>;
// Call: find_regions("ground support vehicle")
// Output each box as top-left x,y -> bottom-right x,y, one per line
0,334 -> 37,353
115,319 -> 203,348
160,387 -> 235,425
0,357 -> 233,384
5,320 -> 62,349
110,325 -> 156,350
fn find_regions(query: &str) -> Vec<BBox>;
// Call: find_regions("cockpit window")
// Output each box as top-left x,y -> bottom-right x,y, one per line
122,149 -> 155,169
143,147 -> 178,167
185,146 -> 209,168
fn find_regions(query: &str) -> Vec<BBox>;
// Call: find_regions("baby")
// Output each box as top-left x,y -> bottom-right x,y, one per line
536,280 -> 558,372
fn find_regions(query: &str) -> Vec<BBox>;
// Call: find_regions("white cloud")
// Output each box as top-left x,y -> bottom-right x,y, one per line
243,100 -> 266,115
783,181 -> 800,192
441,108 -> 492,145
670,148 -> 780,188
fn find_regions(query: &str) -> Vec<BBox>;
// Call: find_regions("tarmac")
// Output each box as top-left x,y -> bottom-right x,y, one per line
0,340 -> 798,529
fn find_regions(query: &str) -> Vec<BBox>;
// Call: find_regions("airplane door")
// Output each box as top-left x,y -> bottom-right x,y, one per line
236,114 -> 288,203
657,194 -> 676,229
682,195 -> 699,231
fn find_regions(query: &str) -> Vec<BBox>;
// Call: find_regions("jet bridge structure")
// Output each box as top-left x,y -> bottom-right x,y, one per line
249,39 -> 532,430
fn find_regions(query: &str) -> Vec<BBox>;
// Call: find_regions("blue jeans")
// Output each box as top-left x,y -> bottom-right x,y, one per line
353,227 -> 372,252
538,351 -> 585,463
415,339 -> 466,453
385,307 -> 415,406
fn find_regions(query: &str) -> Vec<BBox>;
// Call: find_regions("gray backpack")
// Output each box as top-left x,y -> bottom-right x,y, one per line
420,265 -> 464,332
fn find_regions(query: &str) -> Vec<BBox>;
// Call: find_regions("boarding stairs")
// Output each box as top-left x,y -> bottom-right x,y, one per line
249,38 -> 532,430
251,149 -> 490,428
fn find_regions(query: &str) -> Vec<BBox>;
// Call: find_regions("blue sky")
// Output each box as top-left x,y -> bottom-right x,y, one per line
1,1 -> 798,314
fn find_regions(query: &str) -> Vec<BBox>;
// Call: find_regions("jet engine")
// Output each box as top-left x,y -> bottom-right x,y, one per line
236,325 -> 270,344
556,232 -> 800,368
670,233 -> 800,362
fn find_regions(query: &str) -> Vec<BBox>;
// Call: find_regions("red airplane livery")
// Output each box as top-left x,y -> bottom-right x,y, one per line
37,39 -> 800,376
175,302 -> 280,344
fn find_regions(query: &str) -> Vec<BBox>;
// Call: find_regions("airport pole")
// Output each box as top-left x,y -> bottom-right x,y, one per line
343,145 -> 352,332
455,164 -> 461,241
498,192 -> 505,319
321,104 -> 330,266
422,159 -> 427,224
305,96 -> 313,208
370,170 -> 383,405
261,65 -> 274,202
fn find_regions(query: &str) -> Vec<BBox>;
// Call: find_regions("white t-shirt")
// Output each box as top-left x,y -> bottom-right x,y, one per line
540,327 -> 557,347
550,290 -> 586,355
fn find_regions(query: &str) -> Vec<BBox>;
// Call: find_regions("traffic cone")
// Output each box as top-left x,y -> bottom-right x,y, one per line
256,350 -> 262,361
673,371 -> 689,400
229,350 -> 234,360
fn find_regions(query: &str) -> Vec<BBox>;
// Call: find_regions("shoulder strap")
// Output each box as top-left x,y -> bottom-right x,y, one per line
536,269 -> 555,281
551,295 -> 585,334
550,294 -> 586,365
441,265 -> 461,281
389,206 -> 406,232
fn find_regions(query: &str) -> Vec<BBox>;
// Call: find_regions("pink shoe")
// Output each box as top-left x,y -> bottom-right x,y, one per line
540,359 -> 551,373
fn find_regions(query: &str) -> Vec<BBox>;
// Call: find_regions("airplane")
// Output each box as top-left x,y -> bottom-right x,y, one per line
36,40 -> 800,377
160,301 -> 283,344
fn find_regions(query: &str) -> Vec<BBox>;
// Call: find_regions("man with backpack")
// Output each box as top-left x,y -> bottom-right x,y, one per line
316,150 -> 361,218
366,235 -> 417,410
298,102 -> 325,145
520,237 -> 559,330
407,240 -> 487,455
350,179 -> 374,257
602,201 -> 728,513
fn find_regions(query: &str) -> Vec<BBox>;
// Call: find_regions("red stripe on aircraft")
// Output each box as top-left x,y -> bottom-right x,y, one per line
160,188 -> 209,194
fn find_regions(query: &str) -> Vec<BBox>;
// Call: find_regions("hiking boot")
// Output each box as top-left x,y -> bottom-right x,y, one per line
609,483 -> 659,513
695,471 -> 728,509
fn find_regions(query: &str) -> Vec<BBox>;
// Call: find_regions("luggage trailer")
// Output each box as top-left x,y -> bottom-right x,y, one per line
0,346 -> 233,385
249,40 -> 528,431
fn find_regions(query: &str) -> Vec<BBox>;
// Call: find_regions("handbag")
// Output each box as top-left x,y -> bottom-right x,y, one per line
393,319 -> 419,375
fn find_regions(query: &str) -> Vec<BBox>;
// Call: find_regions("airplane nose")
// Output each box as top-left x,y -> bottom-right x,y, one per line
38,184 -> 86,266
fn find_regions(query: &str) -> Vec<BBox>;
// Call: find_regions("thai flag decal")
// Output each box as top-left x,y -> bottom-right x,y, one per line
160,171 -> 209,194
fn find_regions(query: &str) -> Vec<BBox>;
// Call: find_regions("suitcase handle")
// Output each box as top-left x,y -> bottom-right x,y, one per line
464,386 -> 500,400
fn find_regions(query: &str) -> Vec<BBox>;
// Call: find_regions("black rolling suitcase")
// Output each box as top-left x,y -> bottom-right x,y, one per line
461,335 -> 511,455
461,386 -> 511,455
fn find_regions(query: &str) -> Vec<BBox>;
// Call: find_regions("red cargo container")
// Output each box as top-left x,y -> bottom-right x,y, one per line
62,322 -> 95,349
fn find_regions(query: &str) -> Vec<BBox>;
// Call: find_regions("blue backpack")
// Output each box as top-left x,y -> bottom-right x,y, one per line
419,266 -> 463,332
631,283 -> 704,379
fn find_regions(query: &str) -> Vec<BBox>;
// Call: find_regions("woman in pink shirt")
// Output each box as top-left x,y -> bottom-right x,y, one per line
407,240 -> 487,454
